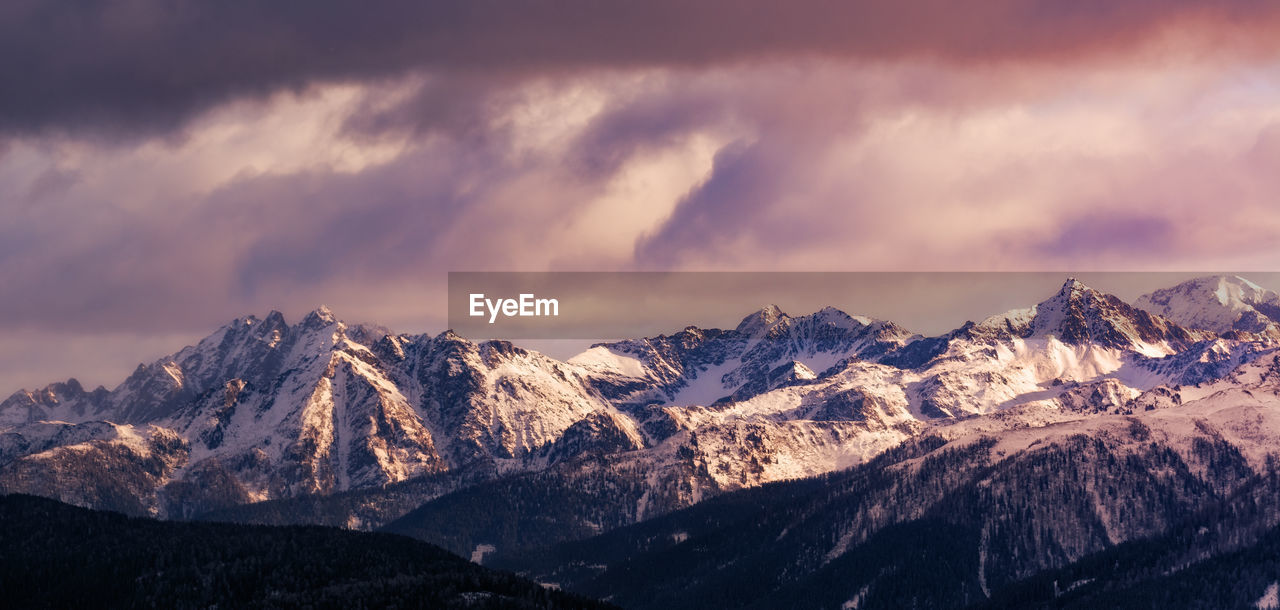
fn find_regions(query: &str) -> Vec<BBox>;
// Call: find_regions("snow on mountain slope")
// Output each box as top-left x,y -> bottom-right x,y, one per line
925,361 -> 1280,477
572,305 -> 917,409
875,278 -> 1258,416
623,360 -> 924,490
1136,275 -> 1280,335
0,423 -> 188,516
402,334 -> 618,465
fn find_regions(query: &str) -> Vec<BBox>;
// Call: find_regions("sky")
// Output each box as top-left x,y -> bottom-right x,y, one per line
4,1 -> 1280,393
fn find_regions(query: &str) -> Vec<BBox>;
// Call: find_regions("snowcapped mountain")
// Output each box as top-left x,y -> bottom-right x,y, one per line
0,307 -> 618,515
2,276 -> 1278,530
566,279 -> 1269,499
1136,274 -> 1280,335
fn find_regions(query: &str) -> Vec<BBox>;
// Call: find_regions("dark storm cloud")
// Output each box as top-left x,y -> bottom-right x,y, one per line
339,73 -> 514,143
4,0 -> 1280,136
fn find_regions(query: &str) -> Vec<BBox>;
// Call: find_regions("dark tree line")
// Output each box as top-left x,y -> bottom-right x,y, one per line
0,494 -> 615,609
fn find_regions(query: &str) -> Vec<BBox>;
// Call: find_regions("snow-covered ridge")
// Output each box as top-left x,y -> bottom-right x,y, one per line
1,276 -> 1278,521
1136,275 -> 1280,336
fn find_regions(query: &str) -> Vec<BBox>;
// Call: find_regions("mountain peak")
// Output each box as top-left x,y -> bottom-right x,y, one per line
808,306 -> 881,331
1022,278 -> 1207,352
1056,277 -> 1091,297
301,305 -> 337,327
815,305 -> 853,320
1024,277 -> 1100,322
736,304 -> 788,334
1196,275 -> 1269,306
1135,275 -> 1280,334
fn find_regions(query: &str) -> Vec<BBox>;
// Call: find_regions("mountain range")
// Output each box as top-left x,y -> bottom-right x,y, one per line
5,274 -> 1280,607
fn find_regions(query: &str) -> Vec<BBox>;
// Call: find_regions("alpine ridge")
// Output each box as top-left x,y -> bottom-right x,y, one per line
1135,274 -> 1280,336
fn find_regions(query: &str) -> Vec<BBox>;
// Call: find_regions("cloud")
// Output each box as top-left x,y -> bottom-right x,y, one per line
6,4 -> 1280,392
7,58 -> 1280,339
1037,214 -> 1175,259
626,60 -> 1280,271
635,139 -> 783,267
0,73 -> 720,337
4,0 -> 1280,136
